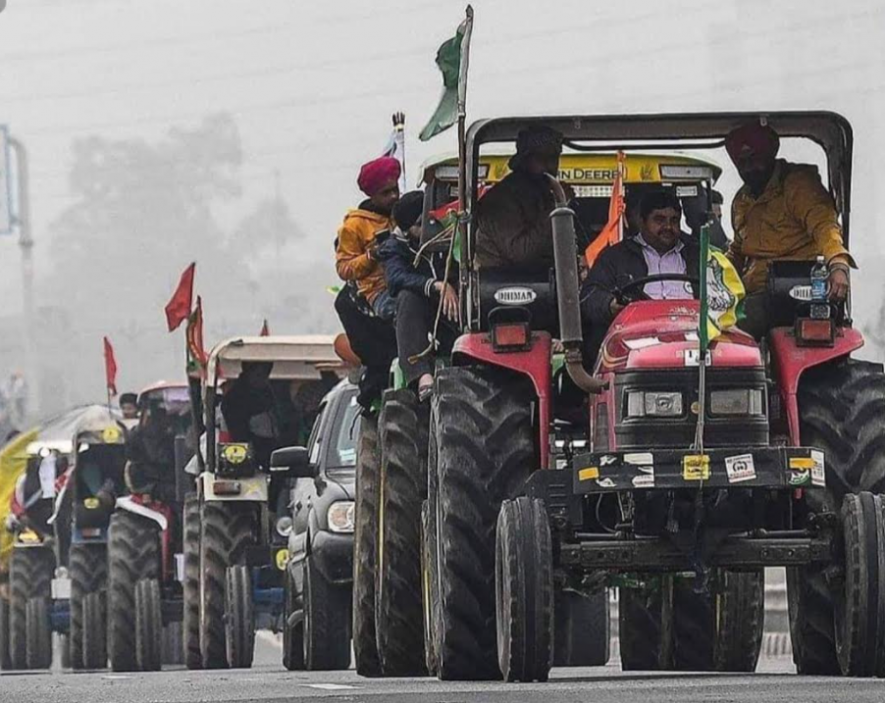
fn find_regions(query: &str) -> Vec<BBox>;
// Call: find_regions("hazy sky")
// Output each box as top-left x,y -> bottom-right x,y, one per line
1,0 -> 885,375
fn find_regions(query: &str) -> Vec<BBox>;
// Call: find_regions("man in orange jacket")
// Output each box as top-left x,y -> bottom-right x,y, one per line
725,121 -> 855,338
336,156 -> 401,320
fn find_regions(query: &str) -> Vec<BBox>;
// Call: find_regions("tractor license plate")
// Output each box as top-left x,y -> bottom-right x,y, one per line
682,455 -> 711,481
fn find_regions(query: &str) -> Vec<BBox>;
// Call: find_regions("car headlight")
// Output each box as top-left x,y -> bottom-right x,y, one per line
275,516 -> 294,537
327,502 -> 355,534
626,391 -> 683,418
709,389 -> 764,416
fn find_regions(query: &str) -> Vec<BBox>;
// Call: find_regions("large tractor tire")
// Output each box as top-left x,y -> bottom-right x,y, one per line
421,498 -> 440,676
69,543 -> 107,670
554,589 -> 610,667
82,591 -> 106,669
200,501 -> 256,669
25,598 -> 52,670
352,412 -> 382,677
375,389 -> 428,676
430,366 -> 535,681
108,511 -> 160,672
618,580 -> 667,671
833,492 -> 885,677
282,567 -> 304,671
303,556 -> 351,671
9,547 -> 54,670
224,565 -> 254,669
182,494 -> 202,670
790,360 -> 885,675
0,595 -> 10,671
135,579 -> 162,672
495,497 -> 554,683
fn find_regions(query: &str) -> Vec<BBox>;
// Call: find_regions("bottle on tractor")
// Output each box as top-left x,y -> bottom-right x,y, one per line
105,382 -> 194,672
418,111 -> 885,682
186,335 -> 343,669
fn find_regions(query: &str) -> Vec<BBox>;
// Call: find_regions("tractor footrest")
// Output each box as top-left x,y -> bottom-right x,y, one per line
573,446 -> 826,494
560,533 -> 833,571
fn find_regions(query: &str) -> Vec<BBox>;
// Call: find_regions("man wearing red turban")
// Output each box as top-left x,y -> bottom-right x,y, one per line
725,121 -> 854,338
335,156 -> 401,320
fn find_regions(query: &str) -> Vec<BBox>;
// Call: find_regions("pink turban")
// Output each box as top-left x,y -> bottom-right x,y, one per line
357,157 -> 401,196
725,122 -> 780,163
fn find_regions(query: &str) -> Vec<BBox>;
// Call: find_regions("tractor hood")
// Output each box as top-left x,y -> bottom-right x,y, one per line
596,301 -> 762,373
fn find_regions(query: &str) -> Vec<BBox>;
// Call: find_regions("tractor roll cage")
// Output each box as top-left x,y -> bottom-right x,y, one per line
464,111 -> 853,272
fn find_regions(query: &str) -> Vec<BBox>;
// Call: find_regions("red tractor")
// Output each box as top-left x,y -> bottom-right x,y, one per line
422,111 -> 885,681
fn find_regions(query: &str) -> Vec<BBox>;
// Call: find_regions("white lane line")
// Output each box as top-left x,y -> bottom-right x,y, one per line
103,675 -> 132,680
305,683 -> 357,690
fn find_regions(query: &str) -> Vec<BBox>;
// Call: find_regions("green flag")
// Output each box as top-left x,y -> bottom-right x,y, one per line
419,7 -> 474,142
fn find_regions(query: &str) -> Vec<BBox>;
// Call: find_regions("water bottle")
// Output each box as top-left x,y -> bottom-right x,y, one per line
811,256 -> 828,301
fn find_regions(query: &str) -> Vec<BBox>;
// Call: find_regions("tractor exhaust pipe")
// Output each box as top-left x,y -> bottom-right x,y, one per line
547,176 -> 607,395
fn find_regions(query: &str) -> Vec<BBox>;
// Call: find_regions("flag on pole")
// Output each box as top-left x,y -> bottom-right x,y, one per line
186,296 -> 207,375
584,151 -> 625,267
165,262 -> 196,332
699,224 -> 745,350
419,6 -> 475,141
260,319 -> 270,337
103,337 -> 118,396
382,112 -> 407,193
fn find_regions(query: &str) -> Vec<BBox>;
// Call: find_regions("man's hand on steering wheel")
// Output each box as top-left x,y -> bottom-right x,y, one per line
609,273 -> 700,309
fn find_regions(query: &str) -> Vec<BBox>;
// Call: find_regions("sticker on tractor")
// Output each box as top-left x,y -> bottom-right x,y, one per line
102,426 -> 121,443
811,450 -> 826,487
632,475 -> 655,488
578,466 -> 600,481
725,454 -> 756,483
624,453 -> 654,466
600,455 -> 617,467
789,470 -> 811,487
789,457 -> 815,471
596,477 -> 616,489
494,287 -> 537,305
222,444 -> 249,464
275,549 -> 289,571
84,497 -> 100,510
682,455 -> 710,481
684,349 -> 712,367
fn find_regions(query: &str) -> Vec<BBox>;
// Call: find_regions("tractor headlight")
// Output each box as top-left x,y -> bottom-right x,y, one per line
327,501 -> 355,534
626,391 -> 683,418
709,389 -> 764,416
275,516 -> 294,538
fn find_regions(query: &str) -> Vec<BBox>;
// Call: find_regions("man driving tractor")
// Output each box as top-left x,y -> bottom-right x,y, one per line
221,361 -> 280,468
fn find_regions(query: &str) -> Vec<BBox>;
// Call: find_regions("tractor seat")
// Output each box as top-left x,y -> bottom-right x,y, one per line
476,266 -> 558,334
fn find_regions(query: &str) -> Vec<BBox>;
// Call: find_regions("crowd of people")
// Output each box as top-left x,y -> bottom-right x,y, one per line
333,119 -> 853,409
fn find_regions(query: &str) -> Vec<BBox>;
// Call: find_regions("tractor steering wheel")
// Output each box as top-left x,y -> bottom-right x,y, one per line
611,274 -> 699,305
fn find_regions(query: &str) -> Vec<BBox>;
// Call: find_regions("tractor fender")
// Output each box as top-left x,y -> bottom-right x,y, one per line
452,331 -> 553,469
115,496 -> 168,532
769,326 -> 865,444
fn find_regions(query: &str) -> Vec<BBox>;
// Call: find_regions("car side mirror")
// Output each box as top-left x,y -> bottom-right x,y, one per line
269,446 -> 313,479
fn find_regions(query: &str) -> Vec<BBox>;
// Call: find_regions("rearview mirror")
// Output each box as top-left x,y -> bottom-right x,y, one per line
269,446 -> 312,478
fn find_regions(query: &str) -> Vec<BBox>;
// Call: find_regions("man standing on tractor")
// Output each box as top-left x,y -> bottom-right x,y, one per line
221,361 -> 280,469
125,399 -> 176,502
725,121 -> 855,338
475,125 -> 564,269
336,156 -> 402,321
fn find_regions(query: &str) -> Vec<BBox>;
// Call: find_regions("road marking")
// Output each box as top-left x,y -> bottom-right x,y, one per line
306,684 -> 356,690
103,675 -> 131,680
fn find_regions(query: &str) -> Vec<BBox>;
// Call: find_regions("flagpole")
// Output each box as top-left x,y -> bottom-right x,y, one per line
693,223 -> 711,453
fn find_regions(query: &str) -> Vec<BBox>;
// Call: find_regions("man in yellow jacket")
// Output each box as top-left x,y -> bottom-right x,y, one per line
725,122 -> 855,338
336,156 -> 401,320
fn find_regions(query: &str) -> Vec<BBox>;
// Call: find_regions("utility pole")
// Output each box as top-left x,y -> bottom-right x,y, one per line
9,137 -> 39,421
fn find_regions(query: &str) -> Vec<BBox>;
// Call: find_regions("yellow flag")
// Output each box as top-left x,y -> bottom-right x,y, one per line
705,250 -> 745,341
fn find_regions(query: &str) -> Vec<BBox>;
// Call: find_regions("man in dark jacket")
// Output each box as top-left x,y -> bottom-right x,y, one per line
221,361 -> 280,468
377,191 -> 458,400
582,191 -> 700,364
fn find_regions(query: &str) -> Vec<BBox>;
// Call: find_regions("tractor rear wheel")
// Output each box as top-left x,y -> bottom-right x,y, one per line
791,360 -> 885,675
495,497 -> 553,683
554,589 -> 610,667
200,501 -> 256,669
135,579 -> 162,672
70,543 -> 106,670
375,389 -> 428,676
9,547 -> 54,670
0,595 -> 10,670
352,412 -> 382,677
82,591 -> 106,669
182,494 -> 202,670
108,511 -> 160,672
430,366 -> 535,680
25,598 -> 52,670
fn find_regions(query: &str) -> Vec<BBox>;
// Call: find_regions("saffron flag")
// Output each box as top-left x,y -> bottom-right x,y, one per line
165,262 -> 196,332
186,296 -> 207,374
585,151 -> 625,267
699,224 -> 745,349
419,6 -> 474,141
103,337 -> 118,396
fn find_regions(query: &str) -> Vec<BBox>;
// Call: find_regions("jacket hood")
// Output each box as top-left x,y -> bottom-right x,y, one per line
343,208 -> 390,225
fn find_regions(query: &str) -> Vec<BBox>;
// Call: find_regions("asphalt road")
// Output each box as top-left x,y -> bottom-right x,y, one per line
3,647 -> 885,703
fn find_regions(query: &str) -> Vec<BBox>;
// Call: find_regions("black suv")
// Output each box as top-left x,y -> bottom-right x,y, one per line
279,380 -> 359,671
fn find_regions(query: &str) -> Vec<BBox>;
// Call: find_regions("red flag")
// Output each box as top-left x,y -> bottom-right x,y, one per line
260,319 -> 270,337
103,336 -> 118,396
585,151 -> 625,268
165,262 -> 196,332
186,296 -> 207,374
